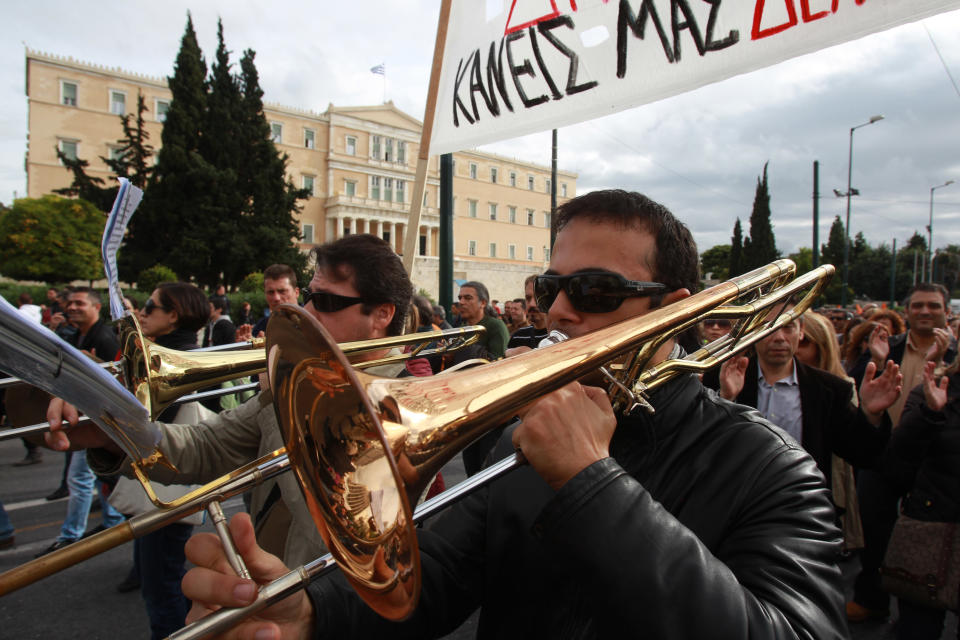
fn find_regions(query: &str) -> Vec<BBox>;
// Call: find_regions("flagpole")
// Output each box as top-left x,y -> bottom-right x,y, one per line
401,0 -> 452,276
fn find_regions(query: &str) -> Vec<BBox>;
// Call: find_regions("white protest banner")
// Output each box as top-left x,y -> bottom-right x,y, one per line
430,0 -> 960,155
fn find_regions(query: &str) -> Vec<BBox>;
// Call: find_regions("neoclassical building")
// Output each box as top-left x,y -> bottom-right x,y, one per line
24,49 -> 577,302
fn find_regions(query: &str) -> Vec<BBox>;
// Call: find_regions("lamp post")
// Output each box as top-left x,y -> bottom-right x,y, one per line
928,180 -> 955,282
840,115 -> 884,307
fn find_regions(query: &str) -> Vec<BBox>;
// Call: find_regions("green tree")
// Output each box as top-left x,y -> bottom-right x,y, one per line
0,196 -> 103,281
788,247 -> 813,274
729,218 -> 744,277
700,244 -> 730,280
820,216 -> 845,271
742,162 -> 779,271
52,153 -> 115,211
103,92 -> 155,188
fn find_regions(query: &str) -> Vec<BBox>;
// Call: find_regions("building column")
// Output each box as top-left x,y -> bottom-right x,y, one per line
386,221 -> 395,247
335,216 -> 344,240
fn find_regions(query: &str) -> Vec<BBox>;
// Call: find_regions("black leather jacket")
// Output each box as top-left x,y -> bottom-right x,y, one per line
308,373 -> 848,639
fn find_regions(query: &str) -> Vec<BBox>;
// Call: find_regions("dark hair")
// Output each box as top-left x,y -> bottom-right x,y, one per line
18,292 -> 32,305
209,295 -> 229,313
905,283 -> 949,308
412,295 -> 434,326
553,189 -> 700,297
311,234 -> 413,337
524,274 -> 537,289
431,304 -> 445,317
871,309 -> 906,335
70,286 -> 102,305
156,282 -> 210,332
263,264 -> 299,290
461,281 -> 490,305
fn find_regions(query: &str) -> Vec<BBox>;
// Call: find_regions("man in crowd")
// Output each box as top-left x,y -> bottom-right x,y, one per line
203,295 -> 236,348
506,274 -> 549,351
457,281 -> 509,359
502,298 -> 527,333
180,190 -> 854,639
36,287 -> 125,556
846,282 -> 957,622
46,235 -> 413,570
709,306 -> 900,496
431,304 -> 451,330
236,264 -> 301,341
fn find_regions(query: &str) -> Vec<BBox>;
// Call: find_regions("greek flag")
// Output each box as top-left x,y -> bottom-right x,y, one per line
370,64 -> 385,75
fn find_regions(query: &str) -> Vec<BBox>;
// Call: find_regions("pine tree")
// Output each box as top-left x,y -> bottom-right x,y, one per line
729,218 -> 743,277
52,152 -> 115,211
743,162 -> 779,271
821,216 -> 846,269
103,92 -> 154,189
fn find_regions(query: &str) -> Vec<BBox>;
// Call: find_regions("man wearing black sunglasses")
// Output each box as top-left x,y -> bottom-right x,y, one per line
48,235 -> 413,574
179,190 -> 849,640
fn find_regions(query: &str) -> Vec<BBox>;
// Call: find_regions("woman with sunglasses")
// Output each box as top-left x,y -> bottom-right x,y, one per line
112,281 -> 211,639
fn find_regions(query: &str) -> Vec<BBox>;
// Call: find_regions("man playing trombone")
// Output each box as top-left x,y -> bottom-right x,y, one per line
178,189 -> 903,639
45,234 -> 414,570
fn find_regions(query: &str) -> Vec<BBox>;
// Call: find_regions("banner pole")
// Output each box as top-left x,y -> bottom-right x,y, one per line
402,0 -> 453,276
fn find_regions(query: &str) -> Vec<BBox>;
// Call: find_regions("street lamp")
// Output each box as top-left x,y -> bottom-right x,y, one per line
840,115 -> 884,307
928,180 -> 955,281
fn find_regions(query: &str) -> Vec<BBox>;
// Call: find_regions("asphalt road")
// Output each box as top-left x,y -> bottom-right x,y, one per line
0,435 -> 955,639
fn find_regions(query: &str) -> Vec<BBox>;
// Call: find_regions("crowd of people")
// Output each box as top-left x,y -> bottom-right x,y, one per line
0,188 -> 957,639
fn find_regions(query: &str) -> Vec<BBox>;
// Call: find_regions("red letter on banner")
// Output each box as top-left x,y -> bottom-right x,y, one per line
752,0 -> 799,39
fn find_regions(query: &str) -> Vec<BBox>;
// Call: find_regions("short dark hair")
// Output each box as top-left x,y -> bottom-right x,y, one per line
311,234 -> 412,336
18,292 -> 32,305
412,295 -> 434,326
461,281 -> 490,305
905,283 -> 949,308
156,282 -> 210,332
209,295 -> 229,313
263,264 -> 299,290
70,286 -> 102,305
431,304 -> 445,317
554,189 -> 700,297
523,274 -> 537,289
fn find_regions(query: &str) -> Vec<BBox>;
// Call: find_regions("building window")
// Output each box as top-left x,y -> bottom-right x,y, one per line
108,146 -> 124,162
302,223 -> 315,244
304,128 -> 315,149
423,190 -> 430,207
110,90 -> 126,115
489,242 -> 497,258
527,209 -> 535,226
468,240 -> 477,256
384,177 -> 393,202
397,141 -> 407,164
59,139 -> 78,162
155,99 -> 170,123
302,175 -> 315,196
527,246 -> 534,261
544,247 -> 551,261
489,203 -> 497,221
383,231 -> 391,243
561,183 -> 568,197
270,122 -> 282,144
544,212 -> 552,228
491,167 -> 498,183
509,171 -> 517,187
509,244 -> 516,260
469,163 -> 478,179
528,175 -> 535,190
61,81 -> 77,107
419,234 -> 428,255
385,138 -> 394,162
546,178 -> 552,193
372,135 -> 381,159
509,206 -> 517,224
345,136 -> 357,156
468,200 -> 477,218
371,176 -> 381,200
396,180 -> 405,203
344,180 -> 356,197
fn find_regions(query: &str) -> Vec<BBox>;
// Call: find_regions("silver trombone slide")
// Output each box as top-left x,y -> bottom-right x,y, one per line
165,452 -> 524,640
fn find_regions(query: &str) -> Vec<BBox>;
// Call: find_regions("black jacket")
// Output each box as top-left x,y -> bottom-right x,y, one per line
849,331 -> 958,386
884,376 -> 960,523
71,319 -> 120,361
703,357 -> 890,488
308,373 -> 848,639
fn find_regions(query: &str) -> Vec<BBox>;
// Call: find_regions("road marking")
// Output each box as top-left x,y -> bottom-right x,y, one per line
4,497 -> 64,512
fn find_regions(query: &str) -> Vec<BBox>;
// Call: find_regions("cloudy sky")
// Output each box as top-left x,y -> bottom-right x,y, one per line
2,0 -> 959,258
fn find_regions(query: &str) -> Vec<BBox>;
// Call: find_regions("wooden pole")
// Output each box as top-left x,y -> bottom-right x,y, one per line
402,0 -> 453,275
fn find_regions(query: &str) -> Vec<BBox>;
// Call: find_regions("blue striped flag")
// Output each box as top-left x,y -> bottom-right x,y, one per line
370,64 -> 385,75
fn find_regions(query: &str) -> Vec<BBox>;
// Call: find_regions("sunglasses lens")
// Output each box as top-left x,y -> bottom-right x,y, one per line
569,274 -> 624,313
309,291 -> 360,313
534,277 -> 559,313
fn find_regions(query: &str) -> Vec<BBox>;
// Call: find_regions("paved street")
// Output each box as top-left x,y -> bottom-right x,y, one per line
0,435 -> 955,639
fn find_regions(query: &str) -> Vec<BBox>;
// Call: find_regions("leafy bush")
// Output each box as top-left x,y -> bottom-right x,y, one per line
137,264 -> 179,293
239,272 -> 264,293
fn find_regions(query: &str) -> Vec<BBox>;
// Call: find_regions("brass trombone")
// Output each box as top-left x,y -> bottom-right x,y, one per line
0,312 -> 484,595
166,260 -> 833,638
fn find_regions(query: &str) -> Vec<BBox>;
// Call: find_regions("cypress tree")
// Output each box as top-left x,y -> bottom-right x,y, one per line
743,162 -> 779,271
821,216 -> 846,269
729,218 -> 743,277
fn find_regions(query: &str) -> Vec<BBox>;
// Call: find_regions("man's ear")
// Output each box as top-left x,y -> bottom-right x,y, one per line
372,303 -> 395,333
662,288 -> 691,307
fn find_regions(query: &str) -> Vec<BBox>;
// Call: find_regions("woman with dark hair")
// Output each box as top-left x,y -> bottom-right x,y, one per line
112,281 -> 210,639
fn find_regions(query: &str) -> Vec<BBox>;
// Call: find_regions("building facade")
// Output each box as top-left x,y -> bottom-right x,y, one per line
24,49 -> 577,302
